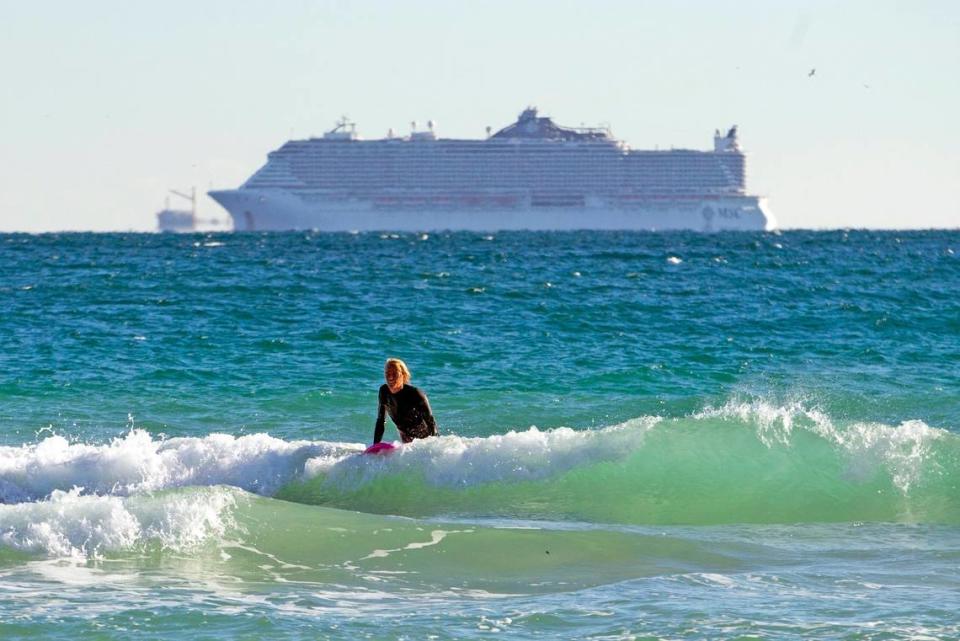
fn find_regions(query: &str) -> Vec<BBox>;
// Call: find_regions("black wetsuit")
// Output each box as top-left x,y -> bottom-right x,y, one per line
374,384 -> 438,444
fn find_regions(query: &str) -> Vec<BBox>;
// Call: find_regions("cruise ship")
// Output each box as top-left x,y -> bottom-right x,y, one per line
209,108 -> 774,232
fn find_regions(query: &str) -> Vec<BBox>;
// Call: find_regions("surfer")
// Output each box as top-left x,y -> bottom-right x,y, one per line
373,358 -> 438,444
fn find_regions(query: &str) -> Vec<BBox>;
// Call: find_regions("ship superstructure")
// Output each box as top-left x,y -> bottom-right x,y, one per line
209,108 -> 774,231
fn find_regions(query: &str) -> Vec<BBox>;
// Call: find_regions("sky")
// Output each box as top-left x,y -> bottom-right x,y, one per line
0,0 -> 957,231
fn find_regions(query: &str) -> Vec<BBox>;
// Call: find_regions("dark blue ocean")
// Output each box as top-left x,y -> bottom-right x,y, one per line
1,230 -> 958,640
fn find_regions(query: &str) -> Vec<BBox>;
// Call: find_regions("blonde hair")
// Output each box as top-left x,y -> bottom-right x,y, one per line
384,358 -> 411,385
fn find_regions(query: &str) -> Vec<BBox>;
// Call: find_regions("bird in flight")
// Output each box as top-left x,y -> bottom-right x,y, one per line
808,68 -> 816,77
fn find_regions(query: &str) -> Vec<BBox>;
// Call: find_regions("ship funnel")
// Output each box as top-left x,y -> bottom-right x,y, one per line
714,125 -> 741,152
411,121 -> 417,132
428,120 -> 436,131
519,106 -> 538,121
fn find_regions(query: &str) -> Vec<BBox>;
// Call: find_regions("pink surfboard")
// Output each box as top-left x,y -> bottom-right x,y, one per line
363,442 -> 397,455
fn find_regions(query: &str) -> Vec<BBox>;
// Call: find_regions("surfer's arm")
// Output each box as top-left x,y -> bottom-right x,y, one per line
417,389 -> 438,436
374,387 -> 387,444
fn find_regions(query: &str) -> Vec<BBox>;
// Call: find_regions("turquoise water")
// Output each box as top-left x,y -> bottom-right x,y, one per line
1,230 -> 958,639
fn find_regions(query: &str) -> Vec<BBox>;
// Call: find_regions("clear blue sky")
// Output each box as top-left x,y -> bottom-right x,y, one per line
1,0 -> 957,231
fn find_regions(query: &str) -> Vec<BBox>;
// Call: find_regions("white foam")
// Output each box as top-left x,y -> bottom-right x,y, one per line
360,529 -> 470,560
694,399 -> 833,447
306,416 -> 661,490
1,405 -> 946,507
838,419 -> 943,492
0,429 -> 358,503
0,486 -> 237,559
695,399 -> 946,492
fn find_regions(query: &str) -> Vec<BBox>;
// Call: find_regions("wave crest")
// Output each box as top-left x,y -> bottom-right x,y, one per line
0,486 -> 238,558
304,416 -> 661,488
1,404 -> 958,528
696,399 -> 945,492
0,429 -> 355,504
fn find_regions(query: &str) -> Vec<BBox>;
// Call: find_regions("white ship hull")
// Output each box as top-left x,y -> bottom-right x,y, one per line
209,189 -> 774,232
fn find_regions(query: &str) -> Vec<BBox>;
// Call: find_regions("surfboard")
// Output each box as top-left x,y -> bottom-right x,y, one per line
363,442 -> 397,455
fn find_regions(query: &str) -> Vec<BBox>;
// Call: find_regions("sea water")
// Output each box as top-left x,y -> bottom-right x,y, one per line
0,230 -> 958,640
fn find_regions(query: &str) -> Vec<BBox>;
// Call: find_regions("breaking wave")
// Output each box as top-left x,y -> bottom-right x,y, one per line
0,400 -> 958,561
0,486 -> 238,558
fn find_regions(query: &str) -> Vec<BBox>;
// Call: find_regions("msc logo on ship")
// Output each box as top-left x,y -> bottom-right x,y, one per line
701,206 -> 741,220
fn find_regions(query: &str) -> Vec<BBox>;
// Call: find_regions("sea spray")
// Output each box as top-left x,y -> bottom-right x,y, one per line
279,406 -> 959,525
0,486 -> 238,558
696,399 -> 948,492
0,430 -> 358,503
2,407 -> 958,526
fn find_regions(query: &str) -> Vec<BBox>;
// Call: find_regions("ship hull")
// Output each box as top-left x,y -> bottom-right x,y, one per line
209,189 -> 774,232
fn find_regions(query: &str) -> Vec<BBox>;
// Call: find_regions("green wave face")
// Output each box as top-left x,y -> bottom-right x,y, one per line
2,484 -> 957,601
213,494 -> 749,595
0,487 -> 746,595
278,408 -> 960,526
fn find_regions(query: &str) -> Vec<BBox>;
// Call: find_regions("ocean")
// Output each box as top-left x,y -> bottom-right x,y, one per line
1,230 -> 958,640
